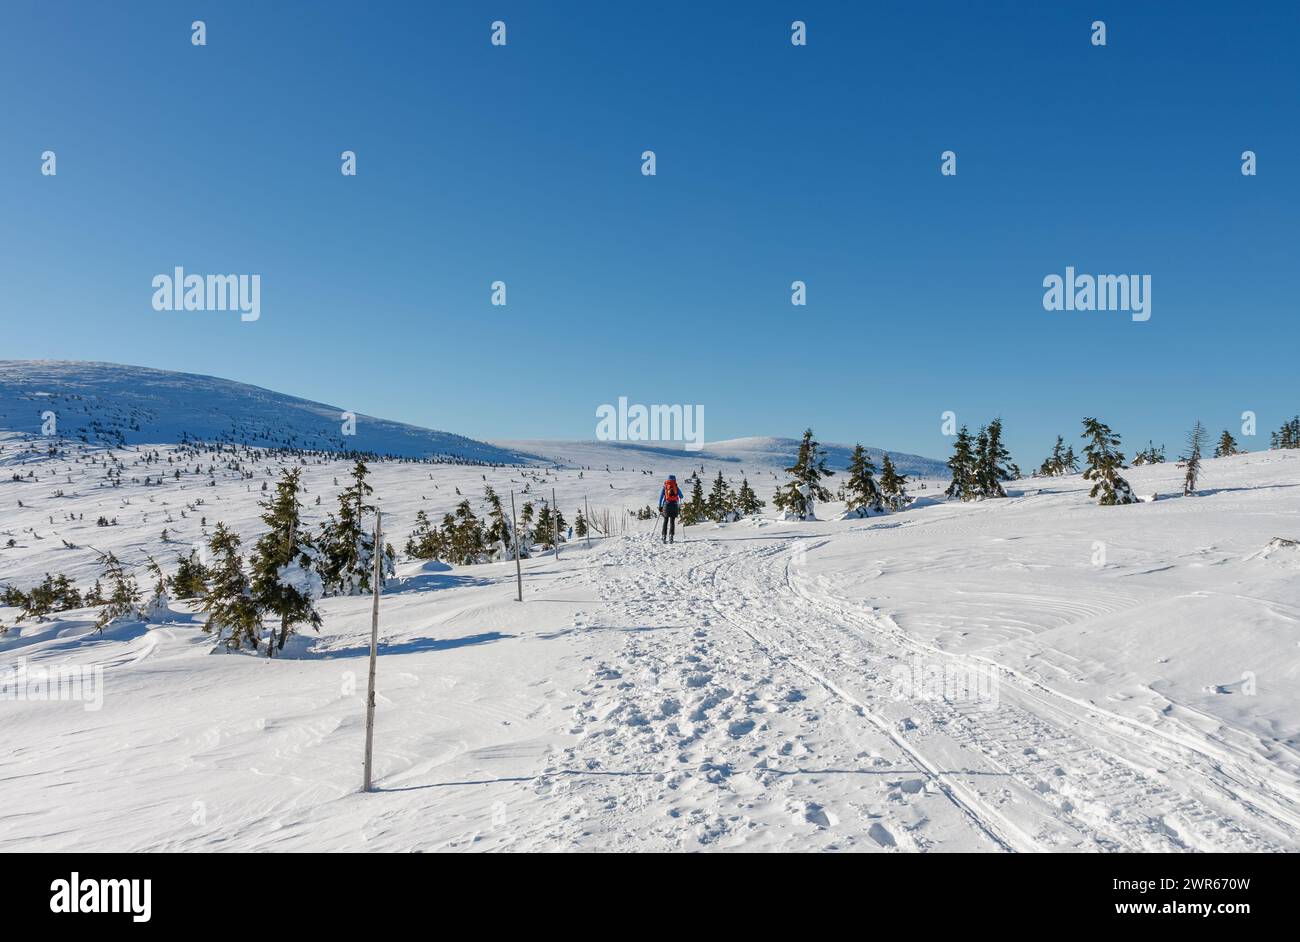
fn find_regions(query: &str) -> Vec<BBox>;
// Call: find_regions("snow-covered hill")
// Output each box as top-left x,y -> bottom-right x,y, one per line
0,360 -> 535,464
495,435 -> 947,478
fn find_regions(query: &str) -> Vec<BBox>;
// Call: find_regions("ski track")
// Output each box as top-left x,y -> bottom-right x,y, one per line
526,530 -> 1300,852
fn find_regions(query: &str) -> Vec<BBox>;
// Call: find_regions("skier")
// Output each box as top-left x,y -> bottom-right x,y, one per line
659,474 -> 681,544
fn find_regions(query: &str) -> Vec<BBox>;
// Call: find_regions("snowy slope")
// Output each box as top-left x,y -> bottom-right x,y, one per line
495,435 -> 947,478
2,440 -> 1299,852
0,360 -> 535,464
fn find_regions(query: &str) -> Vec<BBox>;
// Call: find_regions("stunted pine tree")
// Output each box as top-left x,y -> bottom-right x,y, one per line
446,500 -> 487,561
1180,421 -> 1206,496
144,556 -> 171,623
250,467 -> 322,656
773,428 -> 834,520
1215,430 -> 1240,458
706,470 -> 735,522
405,509 -> 444,560
202,522 -> 261,650
1037,435 -> 1076,477
532,500 -> 556,550
879,453 -> 911,511
735,477 -> 764,516
94,551 -> 142,632
681,473 -> 708,525
1081,418 -> 1137,505
945,426 -> 977,501
843,444 -> 882,517
319,460 -> 392,597
1132,441 -> 1165,466
482,486 -> 516,558
168,548 -> 209,599
975,418 -> 1017,498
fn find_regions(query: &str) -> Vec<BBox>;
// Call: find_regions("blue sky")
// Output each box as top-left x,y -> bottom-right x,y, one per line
2,2 -> 1297,465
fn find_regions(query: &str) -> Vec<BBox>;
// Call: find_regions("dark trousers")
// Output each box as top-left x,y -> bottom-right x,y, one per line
661,502 -> 678,538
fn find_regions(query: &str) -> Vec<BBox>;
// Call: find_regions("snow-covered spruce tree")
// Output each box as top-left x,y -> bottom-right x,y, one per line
1080,418 -> 1138,506
681,473 -> 708,525
1180,421 -> 1206,497
843,444 -> 882,517
1214,430 -> 1240,458
482,486 -> 517,559
94,551 -> 143,632
773,428 -> 834,520
945,426 -> 977,501
319,460 -> 393,597
249,467 -> 322,656
735,477 -> 765,516
706,471 -> 736,522
879,453 -> 911,511
574,510 -> 588,538
168,548 -> 209,599
202,522 -> 261,650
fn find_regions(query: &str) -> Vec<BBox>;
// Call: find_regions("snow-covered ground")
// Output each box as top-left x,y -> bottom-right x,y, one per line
2,435 -> 1298,852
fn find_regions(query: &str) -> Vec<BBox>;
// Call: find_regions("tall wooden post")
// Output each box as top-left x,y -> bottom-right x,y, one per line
551,487 -> 560,559
584,495 -> 591,548
510,490 -> 523,602
362,510 -> 382,792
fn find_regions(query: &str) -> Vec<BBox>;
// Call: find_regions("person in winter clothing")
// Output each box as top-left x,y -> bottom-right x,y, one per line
659,475 -> 681,543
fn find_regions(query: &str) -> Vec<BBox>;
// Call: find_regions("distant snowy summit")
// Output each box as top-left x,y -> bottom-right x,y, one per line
0,360 -> 535,464
494,435 -> 948,479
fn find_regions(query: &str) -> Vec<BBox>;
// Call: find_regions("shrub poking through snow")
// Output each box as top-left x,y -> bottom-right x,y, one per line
1132,441 -> 1166,465
1081,417 -> 1138,505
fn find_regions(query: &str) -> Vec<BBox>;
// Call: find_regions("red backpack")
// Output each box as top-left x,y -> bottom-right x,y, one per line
663,479 -> 679,503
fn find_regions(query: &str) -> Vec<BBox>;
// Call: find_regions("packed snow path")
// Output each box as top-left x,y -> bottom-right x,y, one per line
527,527 -> 1300,851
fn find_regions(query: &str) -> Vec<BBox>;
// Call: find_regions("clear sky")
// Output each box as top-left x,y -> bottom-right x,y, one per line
2,2 -> 1297,465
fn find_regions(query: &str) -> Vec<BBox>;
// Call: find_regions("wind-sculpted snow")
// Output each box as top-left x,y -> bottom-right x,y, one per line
1,440 -> 1298,851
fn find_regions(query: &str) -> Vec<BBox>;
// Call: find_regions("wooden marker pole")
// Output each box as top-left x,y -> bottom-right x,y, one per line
362,510 -> 382,791
510,490 -> 523,602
